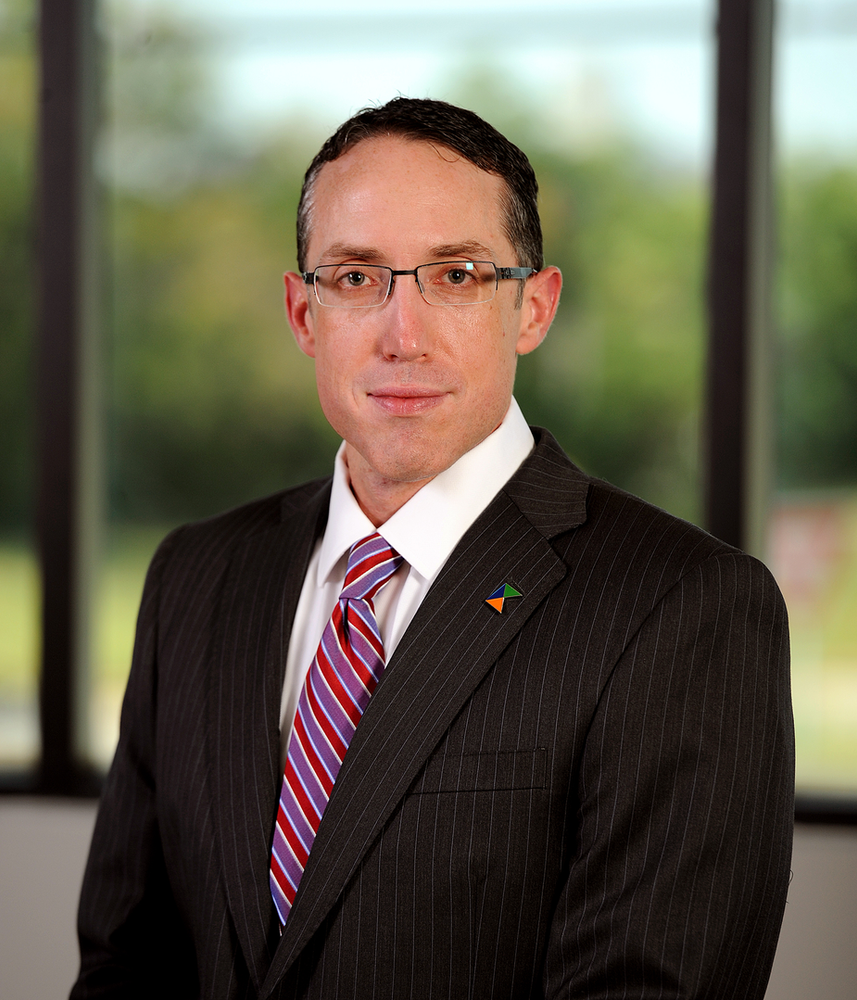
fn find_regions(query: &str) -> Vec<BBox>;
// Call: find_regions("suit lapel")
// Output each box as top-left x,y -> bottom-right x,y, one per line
262,430 -> 589,994
207,481 -> 330,992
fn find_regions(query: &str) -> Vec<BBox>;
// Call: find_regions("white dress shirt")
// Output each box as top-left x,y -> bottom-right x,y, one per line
278,397 -> 534,762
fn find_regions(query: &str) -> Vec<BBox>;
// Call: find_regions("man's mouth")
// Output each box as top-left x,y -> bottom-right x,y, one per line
368,387 -> 448,416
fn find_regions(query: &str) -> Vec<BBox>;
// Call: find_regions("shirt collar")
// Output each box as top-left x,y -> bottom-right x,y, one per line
316,397 -> 534,587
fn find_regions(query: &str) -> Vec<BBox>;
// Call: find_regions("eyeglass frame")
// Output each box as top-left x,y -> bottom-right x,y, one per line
301,260 -> 537,308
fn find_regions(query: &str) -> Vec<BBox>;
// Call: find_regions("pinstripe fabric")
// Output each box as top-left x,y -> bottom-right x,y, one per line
73,431 -> 794,1000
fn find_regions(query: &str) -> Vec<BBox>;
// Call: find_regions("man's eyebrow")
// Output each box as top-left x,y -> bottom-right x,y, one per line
316,240 -> 498,265
318,244 -> 386,264
428,241 -> 495,261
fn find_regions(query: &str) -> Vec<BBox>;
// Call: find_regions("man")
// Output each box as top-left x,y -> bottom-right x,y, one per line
73,98 -> 793,999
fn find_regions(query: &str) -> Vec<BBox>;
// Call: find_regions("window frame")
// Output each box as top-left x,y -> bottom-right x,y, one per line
2,0 -> 851,822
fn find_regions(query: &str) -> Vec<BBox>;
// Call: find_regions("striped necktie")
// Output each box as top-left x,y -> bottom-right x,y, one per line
270,533 -> 402,926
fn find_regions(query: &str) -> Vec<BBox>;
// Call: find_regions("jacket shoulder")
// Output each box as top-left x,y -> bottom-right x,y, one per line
587,472 -> 733,560
143,477 -> 332,593
525,427 -> 774,590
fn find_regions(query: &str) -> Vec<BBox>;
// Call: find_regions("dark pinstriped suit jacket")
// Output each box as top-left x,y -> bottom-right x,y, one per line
73,429 -> 794,1000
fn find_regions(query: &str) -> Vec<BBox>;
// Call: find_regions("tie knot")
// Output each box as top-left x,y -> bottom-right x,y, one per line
341,533 -> 402,603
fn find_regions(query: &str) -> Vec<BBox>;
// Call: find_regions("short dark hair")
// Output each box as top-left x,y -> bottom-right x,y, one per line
296,97 -> 544,275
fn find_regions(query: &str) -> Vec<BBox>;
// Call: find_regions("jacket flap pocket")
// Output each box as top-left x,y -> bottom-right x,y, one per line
412,748 -> 547,794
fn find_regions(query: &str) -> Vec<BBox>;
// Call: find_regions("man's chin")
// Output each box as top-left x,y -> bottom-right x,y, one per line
367,459 -> 446,489
347,441 -> 455,489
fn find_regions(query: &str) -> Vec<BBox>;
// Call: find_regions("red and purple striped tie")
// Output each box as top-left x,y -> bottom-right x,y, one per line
270,533 -> 402,925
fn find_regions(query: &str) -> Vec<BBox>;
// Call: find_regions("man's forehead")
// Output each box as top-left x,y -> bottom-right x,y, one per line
311,136 -> 506,206
306,136 -> 510,259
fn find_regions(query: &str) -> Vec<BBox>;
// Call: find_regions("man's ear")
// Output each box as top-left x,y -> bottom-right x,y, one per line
515,266 -> 562,356
284,271 -> 315,358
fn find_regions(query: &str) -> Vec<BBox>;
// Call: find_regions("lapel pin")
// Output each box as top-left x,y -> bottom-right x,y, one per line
485,583 -> 523,614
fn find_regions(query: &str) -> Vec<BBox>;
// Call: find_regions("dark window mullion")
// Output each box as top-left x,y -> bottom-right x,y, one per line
35,0 -> 100,795
705,0 -> 775,553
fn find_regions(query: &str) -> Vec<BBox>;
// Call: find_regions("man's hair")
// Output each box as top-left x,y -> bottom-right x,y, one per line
296,97 -> 544,275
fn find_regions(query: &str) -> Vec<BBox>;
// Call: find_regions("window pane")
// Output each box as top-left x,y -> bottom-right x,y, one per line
0,0 -> 38,771
771,0 -> 857,794
90,0 -> 713,767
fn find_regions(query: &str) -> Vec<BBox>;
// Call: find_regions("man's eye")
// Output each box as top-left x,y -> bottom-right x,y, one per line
437,264 -> 475,285
341,270 -> 368,287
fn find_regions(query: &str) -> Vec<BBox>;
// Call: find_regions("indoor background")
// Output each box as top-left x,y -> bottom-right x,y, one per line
2,0 -> 856,996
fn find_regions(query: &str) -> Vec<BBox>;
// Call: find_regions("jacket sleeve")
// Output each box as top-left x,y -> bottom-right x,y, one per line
542,551 -> 794,999
71,529 -> 199,1000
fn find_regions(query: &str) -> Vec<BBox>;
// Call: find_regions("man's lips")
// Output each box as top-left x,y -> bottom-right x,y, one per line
368,387 -> 448,416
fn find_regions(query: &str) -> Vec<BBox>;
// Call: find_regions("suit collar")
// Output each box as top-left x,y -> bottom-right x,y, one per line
261,429 -> 589,994
319,398 -> 536,584
504,426 -> 590,539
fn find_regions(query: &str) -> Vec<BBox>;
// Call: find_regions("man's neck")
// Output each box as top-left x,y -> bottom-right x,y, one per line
346,461 -> 435,528
340,400 -> 528,528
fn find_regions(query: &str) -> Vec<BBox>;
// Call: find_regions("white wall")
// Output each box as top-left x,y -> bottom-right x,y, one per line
766,824 -> 857,1000
0,799 -> 96,1000
1,800 -> 855,1000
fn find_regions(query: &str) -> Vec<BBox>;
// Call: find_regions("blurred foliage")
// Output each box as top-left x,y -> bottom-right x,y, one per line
102,8 -> 340,522
776,164 -> 857,489
98,21 -> 709,526
106,140 -> 340,522
517,145 -> 705,518
0,0 -> 34,532
3,4 -> 857,536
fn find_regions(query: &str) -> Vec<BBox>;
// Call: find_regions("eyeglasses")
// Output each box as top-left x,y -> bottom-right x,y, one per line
302,260 -> 536,308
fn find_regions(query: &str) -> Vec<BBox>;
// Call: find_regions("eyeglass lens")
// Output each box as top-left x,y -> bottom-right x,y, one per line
313,261 -> 498,308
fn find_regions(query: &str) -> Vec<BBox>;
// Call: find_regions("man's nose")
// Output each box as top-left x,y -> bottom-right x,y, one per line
379,274 -> 434,360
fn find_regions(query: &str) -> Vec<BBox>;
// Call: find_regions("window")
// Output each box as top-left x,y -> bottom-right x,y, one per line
769,0 -> 857,797
9,0 -> 854,818
0,0 -> 37,772
81,0 -> 716,768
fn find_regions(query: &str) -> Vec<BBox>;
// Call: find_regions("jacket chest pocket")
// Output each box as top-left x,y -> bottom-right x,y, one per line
410,747 -> 547,794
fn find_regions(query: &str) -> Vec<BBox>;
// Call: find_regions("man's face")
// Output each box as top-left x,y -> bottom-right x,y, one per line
285,136 -> 559,514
